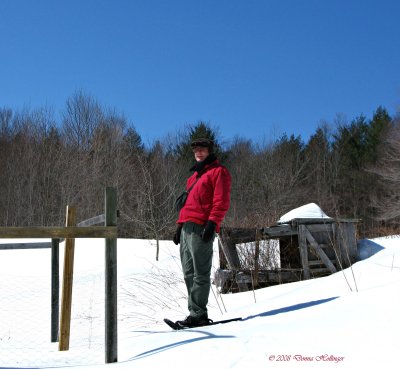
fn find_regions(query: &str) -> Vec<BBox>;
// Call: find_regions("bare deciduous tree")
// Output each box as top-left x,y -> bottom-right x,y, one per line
121,141 -> 181,259
371,115 -> 400,222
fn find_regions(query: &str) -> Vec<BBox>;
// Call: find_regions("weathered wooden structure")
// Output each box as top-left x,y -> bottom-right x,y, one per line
215,217 -> 358,293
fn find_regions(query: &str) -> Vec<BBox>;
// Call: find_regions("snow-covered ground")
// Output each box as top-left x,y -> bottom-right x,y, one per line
0,234 -> 399,369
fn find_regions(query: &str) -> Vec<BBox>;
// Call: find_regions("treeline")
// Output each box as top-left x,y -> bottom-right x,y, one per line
0,91 -> 398,239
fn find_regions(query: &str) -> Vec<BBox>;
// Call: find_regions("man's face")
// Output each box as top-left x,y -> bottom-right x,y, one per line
192,146 -> 209,162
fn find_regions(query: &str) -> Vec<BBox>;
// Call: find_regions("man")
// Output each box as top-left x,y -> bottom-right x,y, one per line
173,138 -> 231,328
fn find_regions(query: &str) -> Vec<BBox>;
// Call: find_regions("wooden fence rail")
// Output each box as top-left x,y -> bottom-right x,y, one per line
0,226 -> 116,239
0,242 -> 52,250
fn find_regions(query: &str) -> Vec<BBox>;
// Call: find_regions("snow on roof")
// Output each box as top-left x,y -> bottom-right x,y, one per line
277,202 -> 332,223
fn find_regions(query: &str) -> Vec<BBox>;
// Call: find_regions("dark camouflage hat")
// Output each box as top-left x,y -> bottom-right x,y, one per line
190,138 -> 214,152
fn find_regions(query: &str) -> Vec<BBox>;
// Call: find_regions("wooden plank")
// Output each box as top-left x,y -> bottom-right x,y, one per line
308,260 -> 325,266
291,218 -> 335,225
298,225 -> 310,279
335,218 -> 360,223
77,214 -> 105,227
308,259 -> 336,267
310,268 -> 331,274
301,223 -> 334,234
217,235 -> 241,270
51,239 -> 60,343
0,226 -> 117,239
217,234 -> 249,292
0,242 -> 52,250
234,273 -> 252,284
59,206 -> 76,351
223,228 -> 257,242
262,224 -> 298,238
105,187 -> 118,364
235,273 -> 249,291
266,270 -> 301,283
233,270 -> 301,285
335,221 -> 358,267
303,226 -> 337,273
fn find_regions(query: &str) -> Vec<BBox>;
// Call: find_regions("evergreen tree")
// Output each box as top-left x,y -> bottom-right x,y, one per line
123,127 -> 144,154
175,121 -> 224,165
333,115 -> 369,171
330,109 -> 392,234
365,106 -> 392,163
303,126 -> 332,208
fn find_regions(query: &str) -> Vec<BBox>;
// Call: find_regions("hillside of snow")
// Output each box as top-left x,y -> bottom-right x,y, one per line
0,235 -> 399,369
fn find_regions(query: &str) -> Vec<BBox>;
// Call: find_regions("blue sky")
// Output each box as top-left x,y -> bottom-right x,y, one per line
1,0 -> 399,145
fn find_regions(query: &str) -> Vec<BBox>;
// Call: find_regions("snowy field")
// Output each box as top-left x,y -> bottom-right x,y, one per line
0,234 -> 399,369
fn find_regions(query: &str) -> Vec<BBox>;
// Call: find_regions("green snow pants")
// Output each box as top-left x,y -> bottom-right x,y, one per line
180,222 -> 215,318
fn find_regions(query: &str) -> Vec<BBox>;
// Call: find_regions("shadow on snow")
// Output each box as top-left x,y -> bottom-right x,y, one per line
127,330 -> 235,361
357,239 -> 385,261
127,297 -> 338,362
243,296 -> 339,321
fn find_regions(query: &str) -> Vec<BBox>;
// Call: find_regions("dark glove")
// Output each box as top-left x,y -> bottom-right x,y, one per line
173,224 -> 183,245
201,221 -> 216,243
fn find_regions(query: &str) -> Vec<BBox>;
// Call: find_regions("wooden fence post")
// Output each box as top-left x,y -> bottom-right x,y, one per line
59,206 -> 76,351
105,187 -> 118,363
298,225 -> 310,280
253,229 -> 262,288
51,238 -> 60,342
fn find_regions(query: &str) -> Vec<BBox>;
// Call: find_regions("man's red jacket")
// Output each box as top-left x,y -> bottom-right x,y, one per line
177,159 -> 231,232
